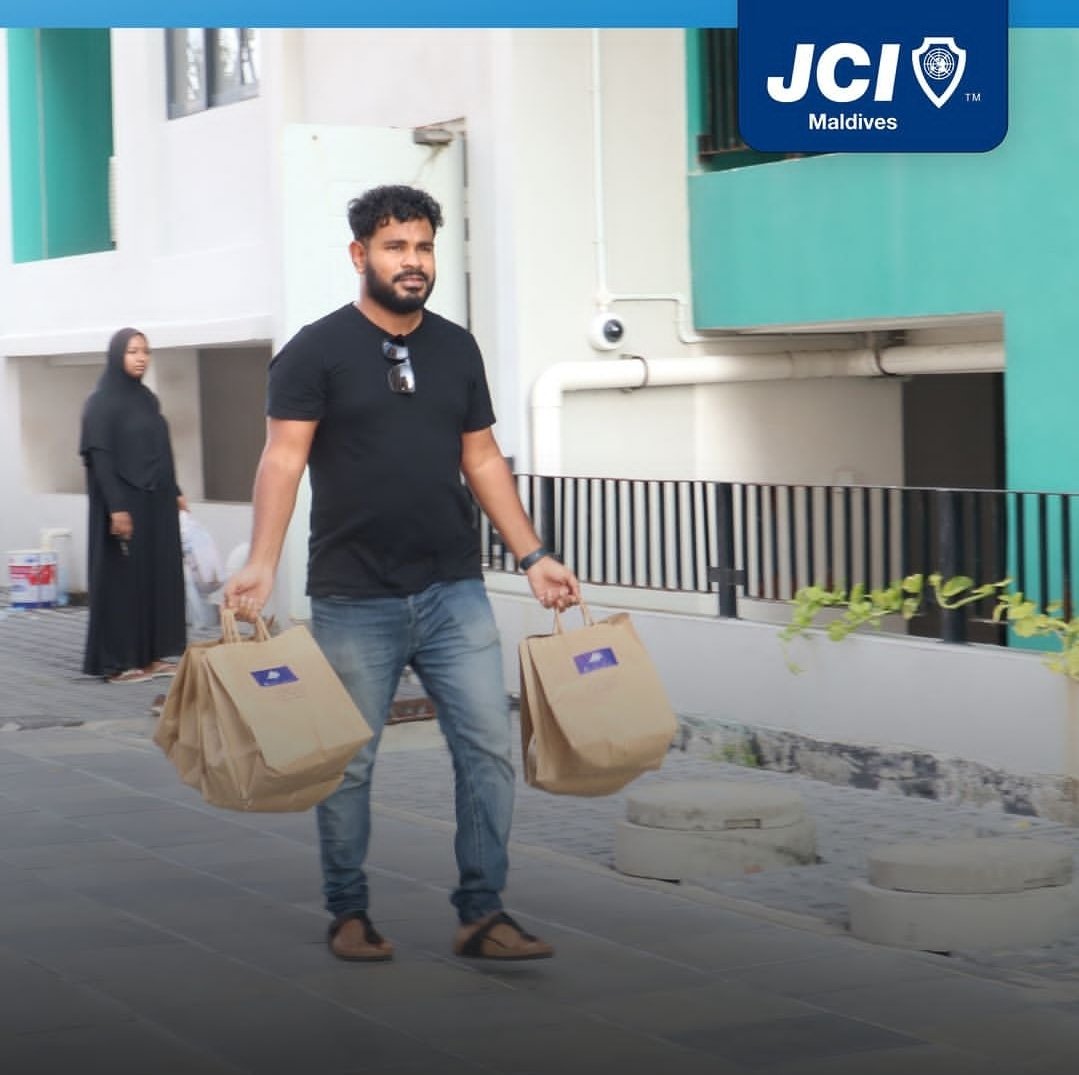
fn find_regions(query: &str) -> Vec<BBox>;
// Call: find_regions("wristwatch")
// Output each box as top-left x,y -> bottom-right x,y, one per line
518,546 -> 552,571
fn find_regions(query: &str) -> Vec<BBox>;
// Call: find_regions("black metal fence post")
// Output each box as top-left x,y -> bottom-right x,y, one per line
538,476 -> 557,558
708,481 -> 742,618
938,488 -> 967,644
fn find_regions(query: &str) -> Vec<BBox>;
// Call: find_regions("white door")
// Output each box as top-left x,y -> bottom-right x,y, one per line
279,125 -> 466,620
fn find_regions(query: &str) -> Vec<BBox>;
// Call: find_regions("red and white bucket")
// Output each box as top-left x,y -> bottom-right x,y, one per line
8,550 -> 58,609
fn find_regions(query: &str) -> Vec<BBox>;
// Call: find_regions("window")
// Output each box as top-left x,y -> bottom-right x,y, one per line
697,29 -> 819,172
166,29 -> 259,119
699,29 -> 744,157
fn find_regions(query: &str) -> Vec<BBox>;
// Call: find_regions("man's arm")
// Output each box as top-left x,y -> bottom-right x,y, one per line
461,427 -> 580,610
224,417 -> 318,617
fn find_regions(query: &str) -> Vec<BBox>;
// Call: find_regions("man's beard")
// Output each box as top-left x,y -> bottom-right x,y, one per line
364,264 -> 435,315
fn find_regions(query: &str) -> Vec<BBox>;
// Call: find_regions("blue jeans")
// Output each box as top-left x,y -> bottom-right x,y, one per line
311,579 -> 514,924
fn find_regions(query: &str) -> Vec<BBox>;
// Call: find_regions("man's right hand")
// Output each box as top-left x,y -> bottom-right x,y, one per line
223,563 -> 275,622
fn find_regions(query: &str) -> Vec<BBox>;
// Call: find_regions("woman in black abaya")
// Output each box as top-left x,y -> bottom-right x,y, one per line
80,328 -> 187,683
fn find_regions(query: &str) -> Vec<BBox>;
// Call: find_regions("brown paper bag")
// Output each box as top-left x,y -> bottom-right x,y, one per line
154,610 -> 372,811
518,602 -> 678,796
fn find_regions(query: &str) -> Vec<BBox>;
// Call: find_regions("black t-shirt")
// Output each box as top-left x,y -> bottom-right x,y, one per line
267,303 -> 496,597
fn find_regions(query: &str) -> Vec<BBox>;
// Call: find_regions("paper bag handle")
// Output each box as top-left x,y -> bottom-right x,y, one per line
552,600 -> 595,633
220,607 -> 272,644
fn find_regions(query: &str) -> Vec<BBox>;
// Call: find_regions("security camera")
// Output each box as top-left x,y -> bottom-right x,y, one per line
589,313 -> 625,351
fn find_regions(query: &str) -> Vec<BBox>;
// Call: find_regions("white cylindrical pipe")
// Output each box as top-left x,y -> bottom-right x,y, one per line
877,341 -> 1003,376
590,30 -> 609,305
530,342 -> 1004,474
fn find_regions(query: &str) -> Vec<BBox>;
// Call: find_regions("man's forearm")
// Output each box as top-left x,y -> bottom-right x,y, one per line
248,451 -> 305,570
466,454 -> 544,559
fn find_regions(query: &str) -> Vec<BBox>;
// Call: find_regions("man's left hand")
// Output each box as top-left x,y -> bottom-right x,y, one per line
527,557 -> 580,612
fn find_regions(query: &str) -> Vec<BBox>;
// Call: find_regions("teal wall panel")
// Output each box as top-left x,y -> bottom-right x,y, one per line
6,28 -> 112,262
687,30 -> 1079,497
7,29 -> 45,262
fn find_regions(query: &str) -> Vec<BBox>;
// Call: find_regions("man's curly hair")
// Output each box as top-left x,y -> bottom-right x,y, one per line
347,185 -> 444,243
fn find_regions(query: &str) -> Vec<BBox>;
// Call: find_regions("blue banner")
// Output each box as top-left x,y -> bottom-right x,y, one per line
738,0 -> 1008,153
0,0 -> 1073,29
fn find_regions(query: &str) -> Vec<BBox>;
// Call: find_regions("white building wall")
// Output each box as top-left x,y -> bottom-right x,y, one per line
0,27 -> 906,598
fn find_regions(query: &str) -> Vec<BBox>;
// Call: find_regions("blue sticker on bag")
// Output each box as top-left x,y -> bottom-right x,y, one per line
573,647 -> 619,675
251,665 -> 299,687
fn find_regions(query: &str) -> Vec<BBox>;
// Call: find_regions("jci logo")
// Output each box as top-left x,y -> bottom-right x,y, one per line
738,0 -> 1007,153
766,39 -> 966,109
912,38 -> 966,108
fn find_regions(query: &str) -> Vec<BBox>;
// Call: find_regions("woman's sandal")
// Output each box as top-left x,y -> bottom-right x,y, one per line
106,668 -> 152,684
147,660 -> 179,678
453,911 -> 554,961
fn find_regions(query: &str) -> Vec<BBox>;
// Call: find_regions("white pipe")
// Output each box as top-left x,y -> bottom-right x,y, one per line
585,33 -> 709,344
531,342 -> 1003,474
605,292 -> 710,346
590,30 -> 609,306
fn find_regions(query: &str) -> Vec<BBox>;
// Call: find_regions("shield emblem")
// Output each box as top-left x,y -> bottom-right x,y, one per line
912,37 -> 966,109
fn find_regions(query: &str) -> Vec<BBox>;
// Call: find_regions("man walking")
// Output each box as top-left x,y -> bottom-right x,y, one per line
225,185 -> 579,962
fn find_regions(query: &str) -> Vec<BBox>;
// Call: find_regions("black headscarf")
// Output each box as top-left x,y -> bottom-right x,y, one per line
79,327 -> 175,491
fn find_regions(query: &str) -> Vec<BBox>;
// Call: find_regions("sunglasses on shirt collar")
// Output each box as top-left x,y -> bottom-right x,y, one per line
382,337 -> 416,395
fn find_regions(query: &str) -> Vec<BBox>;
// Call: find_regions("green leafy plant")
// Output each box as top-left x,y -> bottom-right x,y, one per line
779,574 -> 1079,682
713,741 -> 760,768
992,591 -> 1079,681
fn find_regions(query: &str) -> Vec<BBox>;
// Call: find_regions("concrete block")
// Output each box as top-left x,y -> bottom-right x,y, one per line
625,780 -> 806,832
848,878 -> 1079,951
868,837 -> 1073,895
614,815 -> 817,881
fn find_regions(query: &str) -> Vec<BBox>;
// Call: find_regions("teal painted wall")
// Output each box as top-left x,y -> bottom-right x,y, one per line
6,29 -> 113,262
7,30 -> 45,262
687,30 -> 1079,496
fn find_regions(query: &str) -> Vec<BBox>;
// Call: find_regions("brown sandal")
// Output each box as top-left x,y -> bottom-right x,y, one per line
453,911 -> 554,961
327,912 -> 394,962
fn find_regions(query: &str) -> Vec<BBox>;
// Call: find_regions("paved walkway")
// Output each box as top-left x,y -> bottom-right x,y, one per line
3,606 -> 1079,1072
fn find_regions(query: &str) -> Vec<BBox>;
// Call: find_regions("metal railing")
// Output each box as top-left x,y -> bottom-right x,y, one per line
478,475 -> 1079,644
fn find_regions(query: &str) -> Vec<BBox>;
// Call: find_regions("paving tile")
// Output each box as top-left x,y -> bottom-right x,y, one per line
720,946 -> 957,997
0,952 -> 137,1035
200,857 -> 323,902
55,871 -> 250,912
0,796 -> 38,816
626,923 -> 849,972
769,1043 -> 1043,1075
0,895 -> 136,936
34,791 -> 182,818
297,952 -> 512,1008
0,838 -> 157,870
908,1007 -> 1079,1067
0,818 -> 109,850
0,917 -> 173,960
463,931 -> 713,1001
334,1059 -> 493,1075
579,980 -> 820,1034
75,810 -> 251,848
153,993 -> 461,1074
0,1020 -> 244,1074
355,987 -> 578,1037
807,973 -> 1053,1036
435,1015 -> 747,1075
39,941 -> 299,1013
4,624 -> 1079,1075
667,1012 -> 926,1068
157,833 -> 314,869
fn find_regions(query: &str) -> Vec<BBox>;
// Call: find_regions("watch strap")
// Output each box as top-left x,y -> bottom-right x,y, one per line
518,546 -> 552,571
